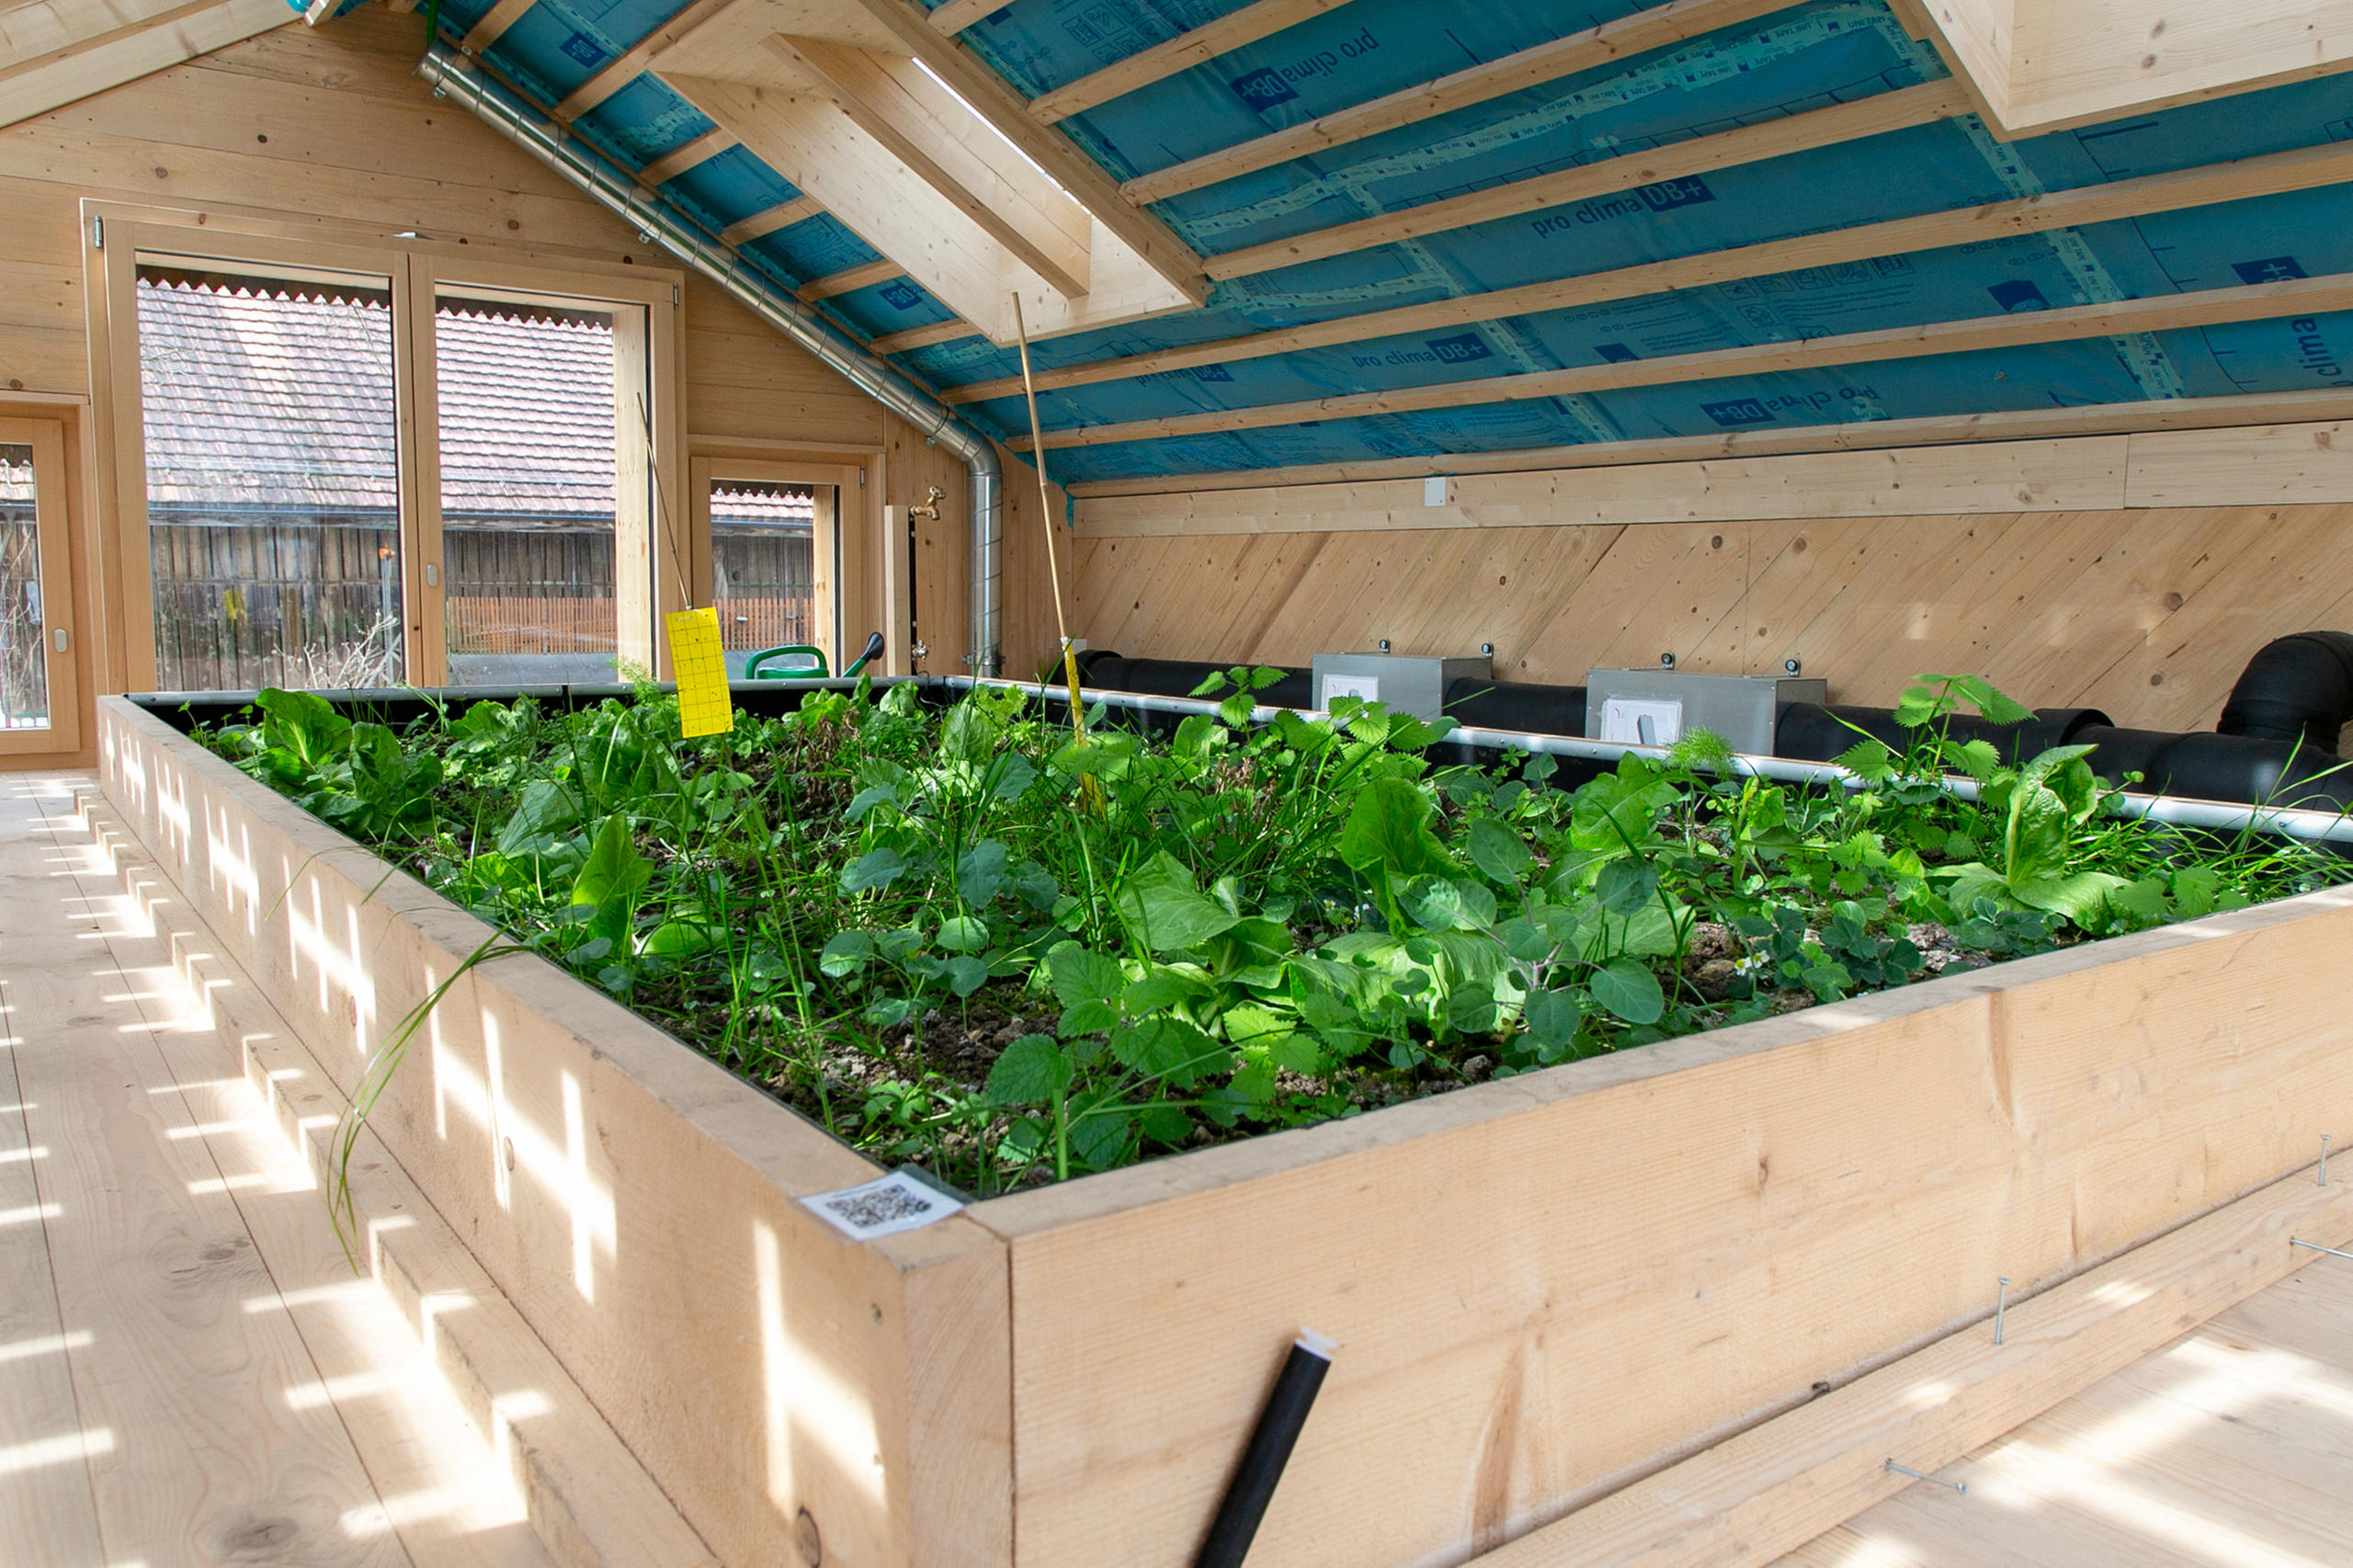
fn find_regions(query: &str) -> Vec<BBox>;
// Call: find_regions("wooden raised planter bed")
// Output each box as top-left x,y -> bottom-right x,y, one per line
96,692 -> 2353,1568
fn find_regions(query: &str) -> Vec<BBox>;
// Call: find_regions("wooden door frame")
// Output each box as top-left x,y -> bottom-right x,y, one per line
0,415 -> 81,757
689,453 -> 854,672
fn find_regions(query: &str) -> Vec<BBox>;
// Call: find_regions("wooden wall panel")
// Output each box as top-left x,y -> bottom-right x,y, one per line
1076,503 -> 2353,733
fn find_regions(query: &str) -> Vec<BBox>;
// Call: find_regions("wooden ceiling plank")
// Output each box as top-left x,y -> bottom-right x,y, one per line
553,0 -> 739,121
1120,0 -> 1797,204
1063,390 -> 2353,497
870,318 -> 980,353
947,137 -> 2353,406
773,32 -> 1093,296
720,192 -> 824,244
635,122 -> 737,185
1029,0 -> 1359,125
798,256 -> 904,300
1014,270 -> 2353,450
838,0 -> 1211,303
460,0 -> 535,54
1205,78 -> 1969,281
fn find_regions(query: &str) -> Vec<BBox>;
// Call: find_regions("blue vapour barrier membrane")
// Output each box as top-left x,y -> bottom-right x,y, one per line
431,0 -> 2353,483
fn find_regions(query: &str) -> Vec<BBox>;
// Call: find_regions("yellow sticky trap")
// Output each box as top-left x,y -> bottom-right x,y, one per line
665,607 -> 734,738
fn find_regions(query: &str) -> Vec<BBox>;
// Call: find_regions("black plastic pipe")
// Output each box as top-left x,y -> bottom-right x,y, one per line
1774,704 -> 2113,767
1441,676 -> 1588,736
2218,631 -> 2353,756
1193,1332 -> 1336,1568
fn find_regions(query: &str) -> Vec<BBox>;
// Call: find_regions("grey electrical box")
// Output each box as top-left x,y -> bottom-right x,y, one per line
1311,652 -> 1491,722
1584,669 -> 1826,756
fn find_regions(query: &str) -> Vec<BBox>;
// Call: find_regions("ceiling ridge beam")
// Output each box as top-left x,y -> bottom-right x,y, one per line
843,0 -> 1211,302
773,34 -> 1093,297
553,0 -> 737,121
636,123 -> 736,185
720,194 -> 824,245
1205,78 -> 1969,282
1029,0 -> 1360,126
1010,269 -> 2353,451
799,256 -> 906,301
1062,388 -> 2353,497
460,0 -> 536,55
945,137 -> 2353,406
1120,0 -> 1797,205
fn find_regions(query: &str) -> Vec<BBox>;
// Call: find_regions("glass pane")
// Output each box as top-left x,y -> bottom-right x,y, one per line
437,298 -> 620,687
0,443 -> 47,730
710,480 -> 822,676
138,268 -> 404,692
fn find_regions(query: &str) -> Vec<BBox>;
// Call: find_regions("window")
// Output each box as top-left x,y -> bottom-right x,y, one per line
93,215 -> 684,693
691,458 -> 843,676
0,417 -> 78,755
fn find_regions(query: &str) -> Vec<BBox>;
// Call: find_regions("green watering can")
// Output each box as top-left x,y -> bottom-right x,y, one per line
742,631 -> 885,681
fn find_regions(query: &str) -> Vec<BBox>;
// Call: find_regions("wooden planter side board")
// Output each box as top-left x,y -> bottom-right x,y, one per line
95,696 -> 1016,1568
99,694 -> 2353,1568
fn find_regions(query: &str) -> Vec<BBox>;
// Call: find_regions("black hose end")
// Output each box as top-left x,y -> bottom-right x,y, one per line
1192,1332 -> 1336,1568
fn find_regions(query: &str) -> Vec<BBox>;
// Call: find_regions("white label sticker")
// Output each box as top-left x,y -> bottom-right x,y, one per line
801,1170 -> 964,1240
1422,475 -> 1449,506
1599,698 -> 1684,746
1323,673 -> 1381,705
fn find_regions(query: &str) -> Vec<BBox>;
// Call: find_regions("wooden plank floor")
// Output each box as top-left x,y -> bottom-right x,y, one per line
0,772 -> 553,1568
1776,1236 -> 2353,1566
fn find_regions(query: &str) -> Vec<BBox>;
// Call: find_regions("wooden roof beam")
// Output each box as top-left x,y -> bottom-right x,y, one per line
1028,0 -> 1360,125
1063,390 -> 2353,498
870,318 -> 978,354
720,194 -> 824,245
798,257 -> 906,301
944,137 -> 2353,407
460,0 -> 535,54
553,0 -> 738,121
1010,269 -> 2353,451
0,0 -> 294,129
1121,0 -> 1796,204
923,0 -> 1002,35
635,123 -> 736,185
771,34 -> 1093,297
839,0 -> 1211,303
1206,78 -> 1968,282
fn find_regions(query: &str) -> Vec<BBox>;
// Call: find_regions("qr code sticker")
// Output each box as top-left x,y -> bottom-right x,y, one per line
802,1170 -> 963,1240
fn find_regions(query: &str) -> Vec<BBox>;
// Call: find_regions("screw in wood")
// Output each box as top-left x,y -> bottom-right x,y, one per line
1885,1460 -> 1966,1494
1994,1277 -> 2010,1346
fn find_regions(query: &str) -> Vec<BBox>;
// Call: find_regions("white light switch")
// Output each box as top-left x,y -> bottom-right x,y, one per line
1322,674 -> 1380,706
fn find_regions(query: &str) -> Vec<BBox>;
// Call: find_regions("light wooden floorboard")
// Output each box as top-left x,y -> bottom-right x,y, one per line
0,773 -> 553,1568
1774,1258 -> 2353,1567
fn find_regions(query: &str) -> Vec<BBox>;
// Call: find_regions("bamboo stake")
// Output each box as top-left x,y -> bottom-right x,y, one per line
1011,292 -> 1090,744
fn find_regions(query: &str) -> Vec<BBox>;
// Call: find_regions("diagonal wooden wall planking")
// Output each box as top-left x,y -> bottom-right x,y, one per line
1076,500 -> 2353,734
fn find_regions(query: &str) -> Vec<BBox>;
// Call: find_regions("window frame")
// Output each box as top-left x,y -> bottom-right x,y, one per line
85,204 -> 688,692
689,454 -> 850,671
0,415 -> 80,756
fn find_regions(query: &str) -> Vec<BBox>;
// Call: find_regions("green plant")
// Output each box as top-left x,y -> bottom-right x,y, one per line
200,669 -> 2350,1196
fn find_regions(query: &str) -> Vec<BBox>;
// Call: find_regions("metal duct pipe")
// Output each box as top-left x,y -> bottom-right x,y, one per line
415,46 -> 1003,676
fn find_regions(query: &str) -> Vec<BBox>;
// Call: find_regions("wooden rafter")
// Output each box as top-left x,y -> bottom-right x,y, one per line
1028,0 -> 1359,125
944,138 -> 2353,406
1010,269 -> 2353,450
870,318 -> 978,354
460,0 -> 535,54
636,123 -> 736,185
838,0 -> 1211,302
1120,0 -> 1795,204
772,34 -> 1093,296
1063,388 -> 2353,497
798,256 -> 905,301
719,194 -> 824,245
553,0 -> 738,120
1204,79 -> 1968,282
923,0 -> 1002,35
